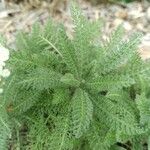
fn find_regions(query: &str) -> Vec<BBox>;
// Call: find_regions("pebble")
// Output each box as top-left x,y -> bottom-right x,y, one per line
142,33 -> 150,46
139,33 -> 150,60
115,10 -> 128,20
139,45 -> 150,60
136,23 -> 144,31
147,7 -> 150,22
113,18 -> 124,26
123,21 -> 132,31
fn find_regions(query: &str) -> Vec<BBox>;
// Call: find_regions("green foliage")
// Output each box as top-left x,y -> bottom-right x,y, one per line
1,3 -> 150,150
0,106 -> 10,150
71,88 -> 93,138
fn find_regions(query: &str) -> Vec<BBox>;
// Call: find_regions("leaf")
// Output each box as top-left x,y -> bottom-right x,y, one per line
131,137 -> 143,150
87,122 -> 116,150
0,106 -> 10,150
136,94 -> 150,126
60,73 -> 80,87
71,88 -> 93,138
148,136 -> 150,150
12,90 -> 40,115
52,88 -> 69,105
71,2 -> 102,74
40,25 -> 80,79
104,25 -> 124,53
93,95 -> 144,137
98,32 -> 142,74
86,74 -> 135,92
17,67 -> 63,91
49,117 -> 73,150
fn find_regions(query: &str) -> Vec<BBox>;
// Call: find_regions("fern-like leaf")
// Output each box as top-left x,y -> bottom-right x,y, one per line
71,3 -> 102,75
86,74 -> 135,92
136,94 -> 150,126
97,32 -> 142,75
52,88 -> 69,105
49,117 -> 73,150
87,122 -> 116,150
93,95 -> 144,137
17,67 -> 63,91
0,106 -> 10,150
71,88 -> 93,138
60,73 -> 80,87
10,90 -> 40,115
40,25 -> 80,79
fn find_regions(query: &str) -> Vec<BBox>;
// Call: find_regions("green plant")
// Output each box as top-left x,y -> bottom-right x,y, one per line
1,3 -> 150,150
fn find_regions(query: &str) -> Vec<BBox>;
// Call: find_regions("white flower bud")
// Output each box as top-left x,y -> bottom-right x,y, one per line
0,88 -> 3,94
1,68 -> 10,78
0,61 -> 5,67
0,45 -> 9,62
0,65 -> 3,75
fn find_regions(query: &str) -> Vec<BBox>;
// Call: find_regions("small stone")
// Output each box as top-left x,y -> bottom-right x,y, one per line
123,22 -> 132,31
139,34 -> 150,60
0,11 -> 8,19
142,34 -> 150,46
136,23 -> 144,31
113,18 -> 123,27
139,45 -> 150,60
128,4 -> 144,19
115,10 -> 128,20
147,7 -> 150,22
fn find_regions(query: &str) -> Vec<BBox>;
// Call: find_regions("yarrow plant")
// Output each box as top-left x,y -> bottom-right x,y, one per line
1,3 -> 150,150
